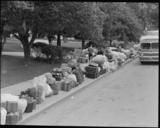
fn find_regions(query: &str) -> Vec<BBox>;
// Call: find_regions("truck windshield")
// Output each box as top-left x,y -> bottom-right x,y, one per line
151,43 -> 158,49
141,43 -> 150,49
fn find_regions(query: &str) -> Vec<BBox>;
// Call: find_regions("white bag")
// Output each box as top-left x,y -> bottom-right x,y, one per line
91,55 -> 106,65
1,93 -> 19,103
1,107 -> 7,125
17,98 -> 27,113
102,61 -> 110,72
33,75 -> 53,97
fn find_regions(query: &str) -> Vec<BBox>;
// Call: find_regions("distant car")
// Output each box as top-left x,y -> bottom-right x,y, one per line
31,39 -> 50,59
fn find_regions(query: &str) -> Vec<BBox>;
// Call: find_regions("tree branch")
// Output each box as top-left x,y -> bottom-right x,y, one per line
13,33 -> 20,40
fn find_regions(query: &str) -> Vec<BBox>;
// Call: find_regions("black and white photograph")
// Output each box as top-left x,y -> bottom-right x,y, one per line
0,1 -> 159,127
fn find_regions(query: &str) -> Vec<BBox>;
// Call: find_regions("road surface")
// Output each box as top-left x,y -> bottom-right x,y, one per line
22,59 -> 158,127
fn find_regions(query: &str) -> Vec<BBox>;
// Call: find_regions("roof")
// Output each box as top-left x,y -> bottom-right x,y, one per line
140,35 -> 159,42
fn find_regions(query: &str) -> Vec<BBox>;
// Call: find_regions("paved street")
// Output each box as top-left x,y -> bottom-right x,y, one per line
22,59 -> 158,127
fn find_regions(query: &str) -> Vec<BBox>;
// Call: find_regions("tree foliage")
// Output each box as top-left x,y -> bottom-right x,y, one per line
100,2 -> 143,45
1,1 -> 158,62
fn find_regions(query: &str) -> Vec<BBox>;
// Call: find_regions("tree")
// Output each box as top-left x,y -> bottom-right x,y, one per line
100,2 -> 143,46
1,1 -> 39,63
126,2 -> 159,30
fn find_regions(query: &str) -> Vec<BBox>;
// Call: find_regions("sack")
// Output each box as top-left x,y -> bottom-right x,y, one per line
73,69 -> 84,84
36,86 -> 45,104
67,60 -> 79,68
109,61 -> 118,72
67,74 -> 77,82
79,63 -> 88,73
1,94 -> 19,103
33,76 -> 53,97
1,107 -> 7,125
91,55 -> 106,65
102,61 -> 110,72
17,98 -> 27,113
46,73 -> 56,85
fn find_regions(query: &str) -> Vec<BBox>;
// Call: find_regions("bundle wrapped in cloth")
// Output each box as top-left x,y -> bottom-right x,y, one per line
121,48 -> 131,58
108,61 -> 118,72
91,55 -> 107,67
45,72 -> 60,95
33,74 -> 53,98
67,59 -> 80,69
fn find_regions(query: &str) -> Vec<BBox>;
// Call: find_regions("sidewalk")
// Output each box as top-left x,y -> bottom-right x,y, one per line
1,57 -> 136,125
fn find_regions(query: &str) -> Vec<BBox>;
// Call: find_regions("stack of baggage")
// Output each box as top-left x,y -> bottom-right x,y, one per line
85,63 -> 101,79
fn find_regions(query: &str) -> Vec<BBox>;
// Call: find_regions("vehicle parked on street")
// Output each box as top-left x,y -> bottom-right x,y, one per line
139,34 -> 159,64
31,39 -> 50,59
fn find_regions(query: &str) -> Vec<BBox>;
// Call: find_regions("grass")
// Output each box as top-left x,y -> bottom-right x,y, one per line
1,37 -> 81,89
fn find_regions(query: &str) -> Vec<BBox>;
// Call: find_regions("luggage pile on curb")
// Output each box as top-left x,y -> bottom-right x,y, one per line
0,46 -> 138,125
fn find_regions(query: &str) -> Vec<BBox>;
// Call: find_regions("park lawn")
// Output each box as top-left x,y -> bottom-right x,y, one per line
1,54 -> 60,88
1,38 -> 81,89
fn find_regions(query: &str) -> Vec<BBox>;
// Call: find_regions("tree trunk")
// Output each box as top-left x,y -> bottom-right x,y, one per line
57,33 -> 62,62
21,36 -> 31,63
57,33 -> 61,47
82,39 -> 85,49
47,33 -> 52,45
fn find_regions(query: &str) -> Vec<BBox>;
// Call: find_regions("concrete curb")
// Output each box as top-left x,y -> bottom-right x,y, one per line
6,57 -> 137,125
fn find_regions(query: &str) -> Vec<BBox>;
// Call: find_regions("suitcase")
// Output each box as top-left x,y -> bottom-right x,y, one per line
61,79 -> 73,91
85,65 -> 99,78
85,72 -> 99,78
77,57 -> 88,63
85,66 -> 99,74
99,68 -> 107,75
54,80 -> 65,91
18,110 -> 23,121
24,97 -> 36,113
6,101 -> 18,113
6,112 -> 19,125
